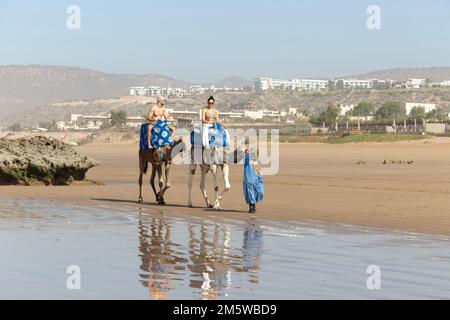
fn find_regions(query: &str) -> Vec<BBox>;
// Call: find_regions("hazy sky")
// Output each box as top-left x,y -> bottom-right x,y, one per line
0,0 -> 449,82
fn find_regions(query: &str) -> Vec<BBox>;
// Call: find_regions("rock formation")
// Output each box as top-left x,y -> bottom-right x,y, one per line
0,136 -> 99,185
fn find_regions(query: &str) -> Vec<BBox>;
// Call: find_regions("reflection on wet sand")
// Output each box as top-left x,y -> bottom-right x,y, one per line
137,214 -> 264,300
138,217 -> 188,300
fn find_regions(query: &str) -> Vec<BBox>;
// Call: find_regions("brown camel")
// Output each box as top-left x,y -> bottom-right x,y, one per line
138,138 -> 185,205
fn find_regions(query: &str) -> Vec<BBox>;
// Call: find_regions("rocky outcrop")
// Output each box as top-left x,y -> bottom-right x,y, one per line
0,136 -> 99,185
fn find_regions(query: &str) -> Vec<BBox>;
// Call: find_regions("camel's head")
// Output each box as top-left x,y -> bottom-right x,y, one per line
171,137 -> 186,157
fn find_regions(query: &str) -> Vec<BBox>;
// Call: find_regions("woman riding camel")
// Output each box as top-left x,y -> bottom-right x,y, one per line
201,96 -> 221,148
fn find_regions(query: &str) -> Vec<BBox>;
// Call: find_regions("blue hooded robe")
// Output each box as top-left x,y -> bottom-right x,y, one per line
243,153 -> 264,205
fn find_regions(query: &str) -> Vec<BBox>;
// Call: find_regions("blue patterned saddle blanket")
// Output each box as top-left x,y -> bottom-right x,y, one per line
140,120 -> 174,150
190,122 -> 230,148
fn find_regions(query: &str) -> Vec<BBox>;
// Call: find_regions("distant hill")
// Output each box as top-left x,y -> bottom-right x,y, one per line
0,65 -> 190,115
212,76 -> 251,88
345,67 -> 450,81
9,86 -> 450,127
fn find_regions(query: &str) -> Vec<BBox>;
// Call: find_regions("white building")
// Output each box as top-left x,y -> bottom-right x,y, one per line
148,86 -> 162,96
254,78 -> 273,91
406,79 -> 426,89
339,104 -> 356,116
288,108 -> 299,116
271,79 -> 296,90
70,114 -> 83,123
254,78 -> 328,91
244,110 -> 264,119
190,85 -> 206,95
244,109 -> 286,120
129,86 -> 149,96
405,103 -> 436,115
300,79 -> 328,91
441,80 -> 450,87
340,79 -> 373,90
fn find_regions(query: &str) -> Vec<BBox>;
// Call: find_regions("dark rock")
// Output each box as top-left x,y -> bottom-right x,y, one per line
0,136 -> 99,185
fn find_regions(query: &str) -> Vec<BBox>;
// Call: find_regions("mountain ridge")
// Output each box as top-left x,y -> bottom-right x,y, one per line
1,65 -> 450,119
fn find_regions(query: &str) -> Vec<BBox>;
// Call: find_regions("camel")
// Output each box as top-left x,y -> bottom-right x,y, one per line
187,146 -> 244,210
138,138 -> 185,205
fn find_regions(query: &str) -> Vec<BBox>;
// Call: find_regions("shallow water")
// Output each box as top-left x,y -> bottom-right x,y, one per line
1,199 -> 450,299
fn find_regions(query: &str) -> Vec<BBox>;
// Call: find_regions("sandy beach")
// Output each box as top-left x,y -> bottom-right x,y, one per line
2,138 -> 450,236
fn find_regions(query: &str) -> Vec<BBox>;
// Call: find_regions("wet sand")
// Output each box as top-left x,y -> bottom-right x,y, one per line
3,198 -> 450,299
2,138 -> 450,235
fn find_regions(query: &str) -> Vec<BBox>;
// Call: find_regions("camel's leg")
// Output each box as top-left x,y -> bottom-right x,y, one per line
156,164 -> 164,204
159,162 -> 172,203
138,170 -> 144,203
150,164 -> 158,203
211,164 -> 220,210
188,164 -> 196,207
200,165 -> 213,208
138,152 -> 145,203
218,164 -> 231,201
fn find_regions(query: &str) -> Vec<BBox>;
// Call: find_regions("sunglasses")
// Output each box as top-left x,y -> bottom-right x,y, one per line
208,101 -> 215,105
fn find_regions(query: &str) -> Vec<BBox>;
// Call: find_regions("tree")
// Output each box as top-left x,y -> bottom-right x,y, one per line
352,101 -> 375,116
110,110 -> 128,128
319,103 -> 341,127
100,120 -> 112,130
426,106 -> 448,122
409,106 -> 426,122
299,108 -> 311,118
375,101 -> 406,121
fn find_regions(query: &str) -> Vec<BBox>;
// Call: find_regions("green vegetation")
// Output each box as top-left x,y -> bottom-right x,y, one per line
352,101 -> 376,116
312,103 -> 340,126
279,135 -> 329,143
375,101 -> 406,121
425,106 -> 449,122
110,110 -> 128,128
328,134 -> 429,144
409,106 -> 426,122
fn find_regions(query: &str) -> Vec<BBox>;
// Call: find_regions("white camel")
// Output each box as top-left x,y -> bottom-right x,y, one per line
187,146 -> 233,210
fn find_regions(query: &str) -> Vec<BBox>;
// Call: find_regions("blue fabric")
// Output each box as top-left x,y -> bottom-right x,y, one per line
139,120 -> 174,150
139,123 -> 150,151
190,125 -> 202,146
243,153 -> 264,205
190,122 -> 230,147
243,226 -> 264,270
212,122 -> 230,148
150,120 -> 174,149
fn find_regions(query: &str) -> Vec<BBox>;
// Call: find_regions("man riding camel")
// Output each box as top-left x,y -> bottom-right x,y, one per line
146,96 -> 175,149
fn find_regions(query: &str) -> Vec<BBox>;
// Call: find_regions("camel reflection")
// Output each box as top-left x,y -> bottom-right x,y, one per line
138,214 -> 264,300
187,222 -> 234,300
138,216 -> 188,300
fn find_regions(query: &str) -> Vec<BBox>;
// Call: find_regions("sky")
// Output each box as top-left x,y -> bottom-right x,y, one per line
0,0 -> 449,82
